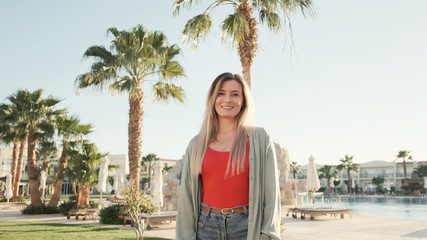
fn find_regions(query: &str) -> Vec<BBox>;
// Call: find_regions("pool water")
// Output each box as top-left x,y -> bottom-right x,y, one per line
337,196 -> 427,221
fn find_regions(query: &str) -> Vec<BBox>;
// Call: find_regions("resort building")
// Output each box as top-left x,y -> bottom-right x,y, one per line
295,160 -> 427,192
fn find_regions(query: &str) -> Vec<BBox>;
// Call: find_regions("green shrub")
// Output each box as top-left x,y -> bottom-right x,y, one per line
99,204 -> 126,225
88,200 -> 99,209
68,195 -> 78,201
0,195 -> 25,202
58,200 -> 77,215
21,204 -> 59,214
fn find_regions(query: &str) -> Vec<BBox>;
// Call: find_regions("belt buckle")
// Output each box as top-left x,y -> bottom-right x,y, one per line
221,208 -> 234,214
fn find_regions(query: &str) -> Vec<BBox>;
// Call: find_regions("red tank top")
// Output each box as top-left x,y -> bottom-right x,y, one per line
201,140 -> 250,208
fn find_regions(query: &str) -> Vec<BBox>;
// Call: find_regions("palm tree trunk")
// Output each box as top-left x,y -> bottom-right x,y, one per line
403,159 -> 407,179
128,88 -> 144,191
148,163 -> 152,191
27,127 -> 42,206
237,2 -> 258,90
11,141 -> 19,192
77,185 -> 90,208
347,169 -> 351,194
12,139 -> 26,200
48,147 -> 68,207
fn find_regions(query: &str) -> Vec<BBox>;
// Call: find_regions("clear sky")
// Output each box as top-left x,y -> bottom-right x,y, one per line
1,1 -> 426,166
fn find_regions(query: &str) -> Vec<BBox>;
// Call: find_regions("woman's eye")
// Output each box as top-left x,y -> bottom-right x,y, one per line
218,92 -> 225,96
233,93 -> 240,97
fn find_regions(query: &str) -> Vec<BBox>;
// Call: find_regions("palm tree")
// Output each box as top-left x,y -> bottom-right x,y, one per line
0,103 -> 25,200
67,143 -> 107,208
6,89 -> 63,205
173,0 -> 314,89
48,115 -> 92,207
414,164 -> 427,178
318,165 -> 338,193
142,153 -> 160,191
337,155 -> 359,194
394,150 -> 411,179
289,161 -> 301,179
76,25 -> 185,191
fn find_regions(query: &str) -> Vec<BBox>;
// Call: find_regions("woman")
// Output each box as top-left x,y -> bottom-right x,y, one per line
176,72 -> 281,240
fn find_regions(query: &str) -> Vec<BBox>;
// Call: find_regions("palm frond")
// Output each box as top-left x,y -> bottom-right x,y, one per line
153,82 -> 185,103
221,12 -> 249,46
173,0 -> 201,15
259,9 -> 281,32
182,14 -> 212,48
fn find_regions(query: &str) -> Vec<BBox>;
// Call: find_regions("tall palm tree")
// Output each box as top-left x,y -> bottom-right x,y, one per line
318,165 -> 338,193
76,25 -> 185,190
394,150 -> 411,179
337,155 -> 359,194
289,161 -> 301,179
1,100 -> 29,200
0,103 -> 22,199
7,89 -> 62,205
173,0 -> 314,89
48,115 -> 92,207
142,153 -> 160,191
66,143 -> 107,208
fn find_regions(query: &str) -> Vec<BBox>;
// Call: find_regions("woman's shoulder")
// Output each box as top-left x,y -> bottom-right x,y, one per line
248,126 -> 270,138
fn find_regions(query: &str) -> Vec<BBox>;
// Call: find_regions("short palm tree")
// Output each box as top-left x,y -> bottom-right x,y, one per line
289,161 -> 301,179
66,143 -> 107,208
76,25 -> 185,191
318,165 -> 338,193
6,89 -> 63,205
337,155 -> 359,194
48,115 -> 92,207
142,153 -> 160,191
394,150 -> 411,179
173,0 -> 314,89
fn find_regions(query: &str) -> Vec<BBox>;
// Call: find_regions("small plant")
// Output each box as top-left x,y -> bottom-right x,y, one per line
122,184 -> 156,240
21,204 -> 59,214
99,204 -> 126,225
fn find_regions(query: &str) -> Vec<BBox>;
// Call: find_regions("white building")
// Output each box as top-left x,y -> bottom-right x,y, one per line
294,160 -> 426,192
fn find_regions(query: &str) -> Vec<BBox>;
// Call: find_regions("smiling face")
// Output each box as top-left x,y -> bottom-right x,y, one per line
214,80 -> 243,120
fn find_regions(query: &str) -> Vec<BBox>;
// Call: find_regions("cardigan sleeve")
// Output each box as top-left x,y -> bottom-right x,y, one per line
176,138 -> 198,240
260,133 -> 282,240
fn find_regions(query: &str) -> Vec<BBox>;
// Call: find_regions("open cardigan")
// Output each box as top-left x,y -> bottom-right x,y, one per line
176,127 -> 281,240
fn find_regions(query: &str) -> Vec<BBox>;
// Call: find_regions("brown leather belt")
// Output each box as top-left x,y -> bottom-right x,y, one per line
201,206 -> 249,214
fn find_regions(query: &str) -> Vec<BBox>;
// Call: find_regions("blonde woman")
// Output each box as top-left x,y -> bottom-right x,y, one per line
176,72 -> 281,240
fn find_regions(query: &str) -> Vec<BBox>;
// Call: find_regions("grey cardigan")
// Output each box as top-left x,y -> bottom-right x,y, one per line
176,127 -> 281,240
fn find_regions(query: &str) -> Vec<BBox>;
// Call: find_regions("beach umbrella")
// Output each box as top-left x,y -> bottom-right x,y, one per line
151,161 -> 164,214
386,179 -> 391,192
113,175 -> 119,194
96,156 -> 110,208
306,155 -> 320,206
5,173 -> 13,203
113,173 -> 123,195
40,170 -> 47,202
329,177 -> 335,193
351,178 -> 356,190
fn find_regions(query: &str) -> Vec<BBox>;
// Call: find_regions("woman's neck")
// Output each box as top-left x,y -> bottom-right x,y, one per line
217,118 -> 237,134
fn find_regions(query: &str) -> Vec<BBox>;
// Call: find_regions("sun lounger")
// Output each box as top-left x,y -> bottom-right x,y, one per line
67,208 -> 100,221
286,207 -> 352,220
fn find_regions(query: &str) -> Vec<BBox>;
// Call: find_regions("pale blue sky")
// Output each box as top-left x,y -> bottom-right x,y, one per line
1,1 -> 426,166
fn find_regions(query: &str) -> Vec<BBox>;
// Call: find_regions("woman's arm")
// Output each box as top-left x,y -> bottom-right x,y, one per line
260,136 -> 282,240
176,139 -> 198,240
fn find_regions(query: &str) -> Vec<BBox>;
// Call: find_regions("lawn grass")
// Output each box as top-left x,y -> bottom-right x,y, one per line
0,220 -> 167,240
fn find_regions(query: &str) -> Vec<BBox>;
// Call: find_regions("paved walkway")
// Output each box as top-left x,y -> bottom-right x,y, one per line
1,207 -> 426,239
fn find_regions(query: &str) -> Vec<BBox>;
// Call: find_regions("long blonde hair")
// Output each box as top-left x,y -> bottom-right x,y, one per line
191,72 -> 254,177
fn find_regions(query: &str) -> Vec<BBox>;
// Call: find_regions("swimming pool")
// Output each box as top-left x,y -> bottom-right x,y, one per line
336,196 -> 427,221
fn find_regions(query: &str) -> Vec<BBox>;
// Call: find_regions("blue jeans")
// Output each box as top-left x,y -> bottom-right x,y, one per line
196,203 -> 249,240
